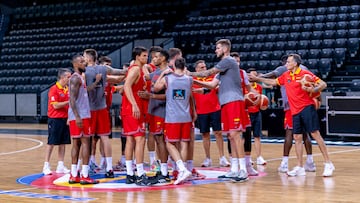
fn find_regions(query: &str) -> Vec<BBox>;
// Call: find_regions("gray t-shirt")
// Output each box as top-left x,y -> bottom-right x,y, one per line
165,73 -> 193,123
148,68 -> 168,118
68,73 -> 91,121
272,64 -> 308,110
215,56 -> 244,105
85,65 -> 107,110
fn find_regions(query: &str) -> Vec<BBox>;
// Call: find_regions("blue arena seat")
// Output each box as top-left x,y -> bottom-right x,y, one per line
293,16 -> 303,24
286,41 -> 298,50
334,38 -> 348,48
326,14 -> 337,22
338,5 -> 349,13
322,39 -> 336,48
334,48 -> 346,68
324,22 -> 336,30
313,23 -> 324,31
348,29 -> 359,38
320,48 -> 334,58
299,32 -> 312,40
298,40 -> 310,49
289,24 -> 302,32
289,32 -> 300,41
297,49 -> 308,58
326,6 -> 338,14
312,31 -> 323,40
308,49 -> 321,59
335,29 -> 348,39
348,20 -> 359,29
336,21 -> 348,30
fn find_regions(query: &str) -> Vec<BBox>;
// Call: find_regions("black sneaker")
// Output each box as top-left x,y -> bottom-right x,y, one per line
126,175 -> 136,184
105,170 -> 114,178
135,174 -> 157,186
156,173 -> 171,184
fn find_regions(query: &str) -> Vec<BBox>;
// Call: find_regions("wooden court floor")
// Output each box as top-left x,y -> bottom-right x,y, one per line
0,123 -> 359,203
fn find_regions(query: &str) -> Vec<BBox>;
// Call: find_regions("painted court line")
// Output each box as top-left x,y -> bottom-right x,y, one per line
0,135 -> 43,156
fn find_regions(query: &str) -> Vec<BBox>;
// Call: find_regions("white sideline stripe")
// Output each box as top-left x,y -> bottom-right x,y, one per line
0,187 -> 36,193
266,148 -> 360,162
0,135 -> 43,156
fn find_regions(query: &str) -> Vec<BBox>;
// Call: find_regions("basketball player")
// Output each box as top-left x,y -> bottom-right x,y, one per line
259,55 -> 316,173
153,57 -> 196,185
189,39 -> 249,182
122,46 -> 157,186
68,55 -> 99,184
249,54 -> 335,177
43,68 -> 72,175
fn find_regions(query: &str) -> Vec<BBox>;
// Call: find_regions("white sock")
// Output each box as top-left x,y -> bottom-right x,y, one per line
136,163 -> 145,177
282,156 -> 289,164
82,165 -> 89,178
238,158 -> 246,171
231,158 -> 239,173
100,157 -> 106,167
90,155 -> 96,164
106,157 -> 113,172
245,155 -> 251,165
125,160 -> 134,176
186,160 -> 194,171
176,160 -> 186,172
160,163 -> 168,176
149,151 -> 156,165
44,162 -> 50,168
57,161 -> 64,167
71,164 -> 77,177
77,159 -> 82,171
121,155 -> 126,165
307,155 -> 313,163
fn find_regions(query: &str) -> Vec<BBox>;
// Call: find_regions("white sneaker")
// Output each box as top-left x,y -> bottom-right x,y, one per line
278,162 -> 288,173
287,166 -> 306,177
56,165 -> 70,174
218,171 -> 238,180
256,156 -> 267,165
201,158 -> 212,167
231,169 -> 249,183
322,162 -> 335,177
174,169 -> 192,185
219,156 -> 231,167
43,166 -> 52,175
246,163 -> 259,176
304,161 -> 316,172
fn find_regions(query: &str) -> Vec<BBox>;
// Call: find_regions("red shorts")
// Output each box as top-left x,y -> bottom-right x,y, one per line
164,122 -> 192,142
122,114 -> 145,137
149,115 -> 165,135
284,109 -> 293,129
244,110 -> 251,128
69,118 -> 92,138
91,108 -> 111,136
221,101 -> 247,132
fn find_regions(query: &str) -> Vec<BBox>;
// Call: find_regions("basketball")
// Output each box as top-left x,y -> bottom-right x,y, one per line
300,74 -> 315,88
244,92 -> 260,107
258,95 -> 269,110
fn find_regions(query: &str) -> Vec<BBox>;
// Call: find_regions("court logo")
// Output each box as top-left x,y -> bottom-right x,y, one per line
17,168 -> 266,192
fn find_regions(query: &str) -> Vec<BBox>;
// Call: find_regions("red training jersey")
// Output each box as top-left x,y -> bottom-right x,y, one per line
47,82 -> 69,118
276,67 -> 318,115
121,65 -> 146,116
193,75 -> 221,114
246,83 -> 262,113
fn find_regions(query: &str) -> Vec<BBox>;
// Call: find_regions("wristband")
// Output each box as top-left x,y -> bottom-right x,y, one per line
313,86 -> 320,93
